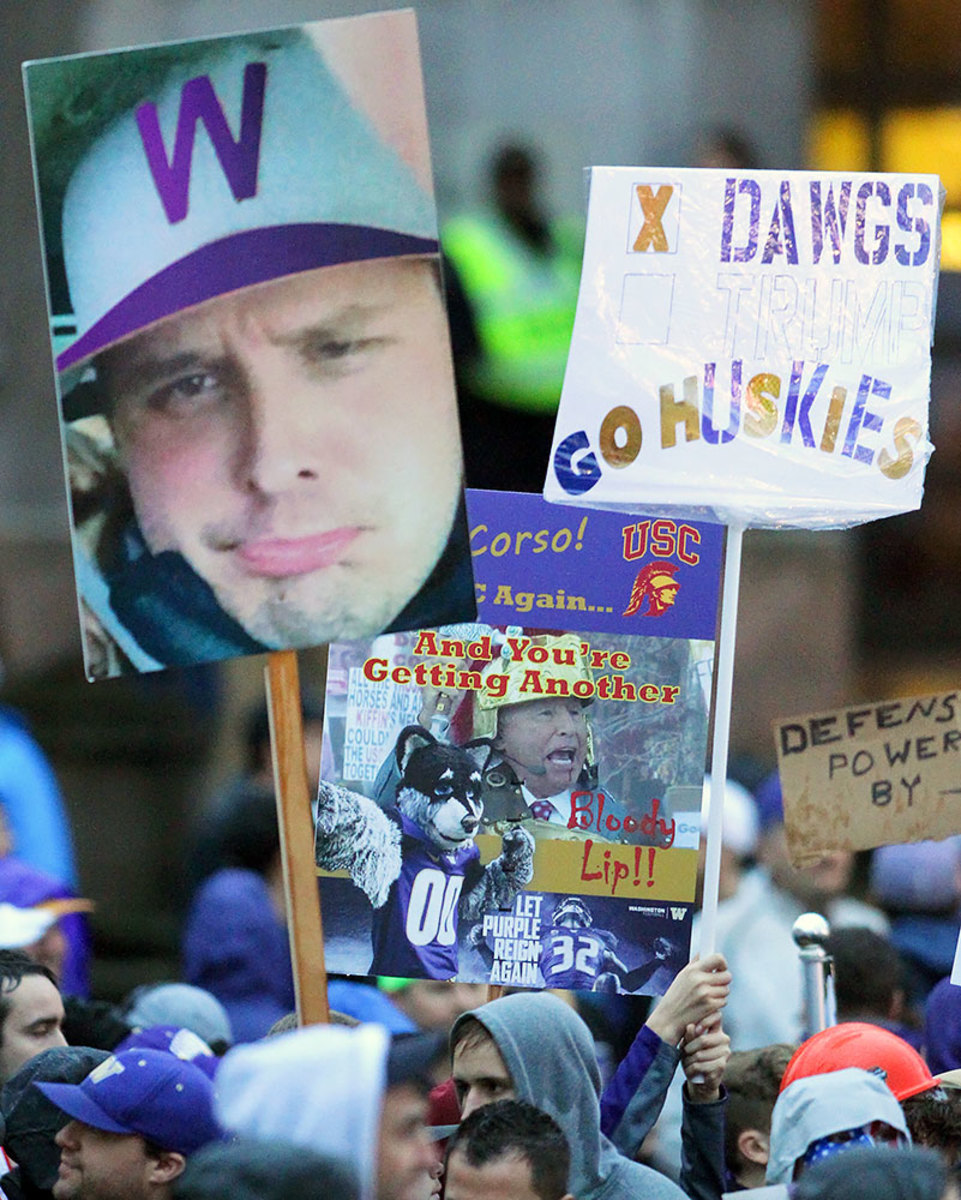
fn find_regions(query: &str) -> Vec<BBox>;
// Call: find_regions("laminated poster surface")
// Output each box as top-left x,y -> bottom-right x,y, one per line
546,167 -> 942,530
315,489 -> 723,993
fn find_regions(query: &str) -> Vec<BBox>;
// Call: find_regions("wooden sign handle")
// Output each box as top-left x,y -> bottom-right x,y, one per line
265,649 -> 329,1025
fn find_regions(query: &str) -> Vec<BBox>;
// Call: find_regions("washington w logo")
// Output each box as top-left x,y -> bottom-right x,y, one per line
136,61 -> 267,224
670,906 -> 686,920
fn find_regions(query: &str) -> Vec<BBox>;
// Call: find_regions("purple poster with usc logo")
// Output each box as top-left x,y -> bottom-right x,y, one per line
315,489 -> 723,992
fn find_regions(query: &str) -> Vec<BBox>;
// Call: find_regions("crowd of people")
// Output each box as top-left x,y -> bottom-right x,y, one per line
0,753 -> 954,1198
0,931 -> 956,1200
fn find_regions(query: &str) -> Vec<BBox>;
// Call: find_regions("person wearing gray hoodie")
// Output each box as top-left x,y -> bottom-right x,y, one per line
450,992 -> 687,1200
765,1066 -> 910,1185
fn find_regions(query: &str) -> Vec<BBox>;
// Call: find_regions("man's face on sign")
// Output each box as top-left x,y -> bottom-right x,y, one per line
97,257 -> 463,649
496,699 -> 589,800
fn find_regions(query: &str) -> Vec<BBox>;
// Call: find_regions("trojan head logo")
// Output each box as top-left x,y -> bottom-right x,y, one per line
623,561 -> 680,617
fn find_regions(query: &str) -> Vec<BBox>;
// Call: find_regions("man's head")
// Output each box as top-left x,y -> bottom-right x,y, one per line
244,695 -> 324,792
54,1122 -> 184,1200
551,897 -> 592,929
377,1081 -> 441,1200
380,980 -> 487,1034
902,1087 -> 961,1167
98,256 -> 461,651
826,928 -> 907,1024
450,1017 -> 515,1120
449,992 -> 615,1200
36,1048 -> 223,1200
26,917 -> 70,983
445,1100 -> 573,1200
215,1023 -> 443,1200
377,1033 -> 448,1200
0,900 -> 76,986
491,145 -> 541,224
793,1145 -> 952,1200
0,1045 -> 111,1193
494,699 -> 588,800
0,949 -> 66,1082
472,636 -> 595,801
766,1067 -> 910,1184
724,1044 -> 796,1188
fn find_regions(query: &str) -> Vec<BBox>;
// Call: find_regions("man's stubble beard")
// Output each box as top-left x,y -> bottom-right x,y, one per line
215,497 -> 460,648
234,575 -> 409,648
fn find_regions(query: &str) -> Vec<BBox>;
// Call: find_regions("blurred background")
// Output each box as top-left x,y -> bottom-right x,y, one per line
0,0 -> 959,994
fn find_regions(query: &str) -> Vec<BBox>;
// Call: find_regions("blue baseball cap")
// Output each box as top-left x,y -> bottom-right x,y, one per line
35,1048 -> 223,1156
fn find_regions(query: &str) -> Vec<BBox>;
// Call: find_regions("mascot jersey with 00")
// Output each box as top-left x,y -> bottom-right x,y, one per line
370,810 -> 480,977
315,727 -> 535,979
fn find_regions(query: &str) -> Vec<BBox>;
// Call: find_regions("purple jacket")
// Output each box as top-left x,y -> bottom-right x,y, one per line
183,868 -> 294,1043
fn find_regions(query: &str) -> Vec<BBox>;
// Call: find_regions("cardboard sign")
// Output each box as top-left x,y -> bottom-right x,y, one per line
314,489 -> 723,992
774,691 -> 961,865
23,14 -> 474,679
544,167 -> 941,529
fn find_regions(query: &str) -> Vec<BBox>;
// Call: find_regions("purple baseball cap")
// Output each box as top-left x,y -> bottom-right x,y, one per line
870,838 -> 961,913
115,1025 -> 220,1079
35,1048 -> 223,1156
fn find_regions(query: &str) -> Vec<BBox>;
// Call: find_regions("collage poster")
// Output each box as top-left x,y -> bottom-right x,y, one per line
315,489 -> 724,994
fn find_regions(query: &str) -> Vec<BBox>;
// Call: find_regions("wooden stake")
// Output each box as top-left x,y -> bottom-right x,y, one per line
265,649 -> 329,1025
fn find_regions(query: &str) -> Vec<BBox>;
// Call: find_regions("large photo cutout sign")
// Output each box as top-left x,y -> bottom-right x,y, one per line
315,489 -> 722,992
546,168 -> 941,529
24,14 -> 474,679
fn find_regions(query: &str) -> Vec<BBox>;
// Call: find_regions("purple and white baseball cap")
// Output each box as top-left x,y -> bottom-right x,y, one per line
36,1047 -> 223,1155
34,19 -> 438,375
115,1025 -> 220,1080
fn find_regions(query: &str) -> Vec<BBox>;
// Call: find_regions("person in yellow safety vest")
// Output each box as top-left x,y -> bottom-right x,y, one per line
442,144 -> 584,492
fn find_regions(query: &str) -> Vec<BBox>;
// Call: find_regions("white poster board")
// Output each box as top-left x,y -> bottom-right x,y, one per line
545,167 -> 941,529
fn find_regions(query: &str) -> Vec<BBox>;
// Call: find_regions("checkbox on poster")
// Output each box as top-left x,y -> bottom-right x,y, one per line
616,273 -> 674,344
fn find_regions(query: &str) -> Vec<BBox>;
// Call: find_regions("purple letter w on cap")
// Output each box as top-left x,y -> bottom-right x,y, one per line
135,61 -> 267,225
